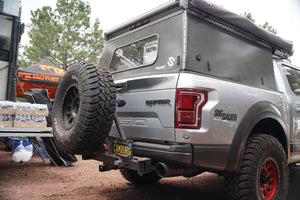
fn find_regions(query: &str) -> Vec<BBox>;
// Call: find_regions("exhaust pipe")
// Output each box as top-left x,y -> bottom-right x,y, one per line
156,162 -> 186,178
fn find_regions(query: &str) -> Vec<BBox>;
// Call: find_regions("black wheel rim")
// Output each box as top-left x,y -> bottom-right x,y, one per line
62,86 -> 80,130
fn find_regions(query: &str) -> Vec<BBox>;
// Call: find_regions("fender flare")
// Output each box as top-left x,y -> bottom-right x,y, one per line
225,101 -> 289,172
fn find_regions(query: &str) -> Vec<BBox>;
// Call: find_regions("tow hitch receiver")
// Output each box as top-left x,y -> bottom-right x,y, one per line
96,153 -> 151,175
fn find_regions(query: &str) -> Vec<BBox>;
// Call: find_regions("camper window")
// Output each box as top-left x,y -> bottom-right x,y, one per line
110,35 -> 159,72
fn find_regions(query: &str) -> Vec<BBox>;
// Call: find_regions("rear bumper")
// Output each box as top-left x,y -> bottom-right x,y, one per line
133,141 -> 193,166
133,141 -> 230,171
88,138 -> 231,174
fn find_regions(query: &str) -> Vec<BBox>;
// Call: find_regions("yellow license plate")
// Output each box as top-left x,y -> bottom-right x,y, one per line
113,139 -> 133,159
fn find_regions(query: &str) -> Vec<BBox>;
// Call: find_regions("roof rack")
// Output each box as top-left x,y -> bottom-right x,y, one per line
189,0 -> 293,58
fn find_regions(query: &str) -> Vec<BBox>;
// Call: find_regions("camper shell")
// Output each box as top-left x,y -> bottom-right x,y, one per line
102,0 -> 292,90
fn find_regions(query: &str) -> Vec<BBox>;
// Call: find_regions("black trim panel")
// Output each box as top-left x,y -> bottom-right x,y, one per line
193,145 -> 230,171
133,141 -> 231,171
133,142 -> 193,166
225,102 -> 288,173
117,112 -> 158,118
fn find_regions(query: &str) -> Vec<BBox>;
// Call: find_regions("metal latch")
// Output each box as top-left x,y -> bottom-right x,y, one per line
115,81 -> 127,93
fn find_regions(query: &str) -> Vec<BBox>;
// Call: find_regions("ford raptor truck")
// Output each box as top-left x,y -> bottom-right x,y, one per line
52,0 -> 298,199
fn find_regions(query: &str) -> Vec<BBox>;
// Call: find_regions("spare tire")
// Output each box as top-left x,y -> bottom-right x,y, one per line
52,61 -> 116,154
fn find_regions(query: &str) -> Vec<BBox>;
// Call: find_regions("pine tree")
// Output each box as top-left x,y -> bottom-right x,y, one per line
19,0 -> 104,69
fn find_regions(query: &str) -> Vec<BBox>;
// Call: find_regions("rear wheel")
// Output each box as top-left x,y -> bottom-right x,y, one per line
52,61 -> 116,154
224,134 -> 288,200
120,168 -> 161,185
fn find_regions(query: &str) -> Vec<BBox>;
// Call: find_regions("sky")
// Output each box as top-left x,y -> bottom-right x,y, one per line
20,0 -> 300,66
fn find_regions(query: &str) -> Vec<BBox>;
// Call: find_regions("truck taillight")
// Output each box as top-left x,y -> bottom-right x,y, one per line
175,89 -> 207,129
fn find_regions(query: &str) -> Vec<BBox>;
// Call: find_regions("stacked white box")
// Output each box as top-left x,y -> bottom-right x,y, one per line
0,101 -> 14,127
0,101 -> 48,128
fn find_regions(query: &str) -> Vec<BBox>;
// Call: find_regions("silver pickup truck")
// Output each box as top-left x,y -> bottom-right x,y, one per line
52,0 -> 298,199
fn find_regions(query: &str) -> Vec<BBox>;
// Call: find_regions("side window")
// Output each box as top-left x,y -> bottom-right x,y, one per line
283,65 -> 300,96
110,35 -> 158,72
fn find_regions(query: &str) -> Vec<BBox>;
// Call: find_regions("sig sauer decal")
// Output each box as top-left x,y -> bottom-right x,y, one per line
214,109 -> 237,121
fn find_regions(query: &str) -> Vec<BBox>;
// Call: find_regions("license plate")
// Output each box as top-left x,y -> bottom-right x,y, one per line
113,138 -> 133,159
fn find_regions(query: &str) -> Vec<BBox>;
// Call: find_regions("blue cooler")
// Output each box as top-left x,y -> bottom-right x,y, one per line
11,138 -> 32,152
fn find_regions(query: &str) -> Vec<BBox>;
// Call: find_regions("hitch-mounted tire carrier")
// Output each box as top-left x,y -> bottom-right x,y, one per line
82,116 -> 152,175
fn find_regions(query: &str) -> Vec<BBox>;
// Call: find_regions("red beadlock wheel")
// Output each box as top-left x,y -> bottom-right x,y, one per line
260,159 -> 278,200
223,134 -> 288,200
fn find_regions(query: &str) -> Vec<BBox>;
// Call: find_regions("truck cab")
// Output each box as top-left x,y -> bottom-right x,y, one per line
276,61 -> 300,161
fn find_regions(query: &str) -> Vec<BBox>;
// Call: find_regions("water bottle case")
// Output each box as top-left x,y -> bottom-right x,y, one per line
0,101 -> 48,128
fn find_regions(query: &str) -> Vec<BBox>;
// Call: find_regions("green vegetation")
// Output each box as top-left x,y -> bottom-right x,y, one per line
242,12 -> 277,34
19,0 -> 104,69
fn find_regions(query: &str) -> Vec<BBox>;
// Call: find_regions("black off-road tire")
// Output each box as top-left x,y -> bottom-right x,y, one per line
224,134 -> 288,200
120,168 -> 161,185
52,61 -> 116,154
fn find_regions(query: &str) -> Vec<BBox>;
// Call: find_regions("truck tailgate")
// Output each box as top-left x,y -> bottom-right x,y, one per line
109,73 -> 178,142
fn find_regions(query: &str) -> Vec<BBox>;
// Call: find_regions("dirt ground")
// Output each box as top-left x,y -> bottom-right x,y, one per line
0,149 -> 225,200
1,146 -> 300,200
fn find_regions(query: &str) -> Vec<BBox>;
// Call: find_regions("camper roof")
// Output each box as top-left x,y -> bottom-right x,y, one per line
105,0 -> 293,58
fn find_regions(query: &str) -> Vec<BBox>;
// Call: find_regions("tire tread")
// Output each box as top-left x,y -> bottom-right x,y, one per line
224,134 -> 288,200
52,61 -> 116,154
